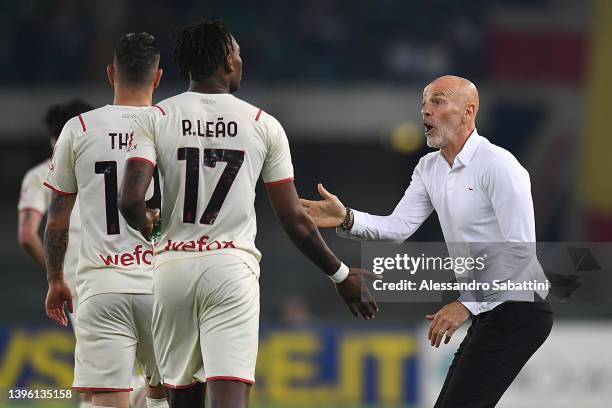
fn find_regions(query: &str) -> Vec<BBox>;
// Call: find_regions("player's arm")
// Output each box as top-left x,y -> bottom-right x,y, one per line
17,170 -> 50,270
301,162 -> 434,242
266,181 -> 378,320
17,209 -> 46,270
119,109 -> 160,238
118,159 -> 157,239
43,119 -> 79,326
44,192 -> 76,326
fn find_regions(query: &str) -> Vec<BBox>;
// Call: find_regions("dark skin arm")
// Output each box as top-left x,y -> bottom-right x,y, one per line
120,158 -> 377,319
44,192 -> 76,327
266,181 -> 378,319
118,159 -> 157,239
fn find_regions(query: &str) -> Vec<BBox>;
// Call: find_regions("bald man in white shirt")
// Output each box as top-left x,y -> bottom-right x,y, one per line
301,75 -> 553,408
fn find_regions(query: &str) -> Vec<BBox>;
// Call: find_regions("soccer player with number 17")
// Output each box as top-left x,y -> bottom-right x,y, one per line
119,19 -> 378,408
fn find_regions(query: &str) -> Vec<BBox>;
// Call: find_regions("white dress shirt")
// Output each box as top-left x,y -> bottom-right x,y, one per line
339,129 -> 546,315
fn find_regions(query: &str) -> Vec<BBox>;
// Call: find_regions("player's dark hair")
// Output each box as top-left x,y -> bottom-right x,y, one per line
174,19 -> 234,82
43,99 -> 92,137
114,32 -> 160,86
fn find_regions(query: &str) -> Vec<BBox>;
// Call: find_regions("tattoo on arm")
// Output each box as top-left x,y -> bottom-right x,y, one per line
44,194 -> 74,281
49,193 -> 73,216
119,160 -> 154,231
126,169 -> 146,189
44,226 -> 69,280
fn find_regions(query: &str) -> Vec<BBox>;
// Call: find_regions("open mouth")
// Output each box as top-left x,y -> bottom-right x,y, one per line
424,123 -> 434,135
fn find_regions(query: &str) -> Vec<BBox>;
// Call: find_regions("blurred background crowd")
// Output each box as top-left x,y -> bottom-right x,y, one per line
0,0 -> 610,407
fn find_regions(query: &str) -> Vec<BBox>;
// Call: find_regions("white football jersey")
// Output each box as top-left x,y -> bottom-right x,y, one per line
19,160 -> 81,287
45,106 -> 155,303
126,92 -> 294,273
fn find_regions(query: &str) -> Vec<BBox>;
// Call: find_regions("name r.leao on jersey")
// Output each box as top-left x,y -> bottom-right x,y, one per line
182,118 -> 237,138
125,93 -> 294,270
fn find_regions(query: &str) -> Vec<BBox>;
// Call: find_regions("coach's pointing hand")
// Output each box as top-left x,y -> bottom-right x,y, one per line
300,183 -> 346,228
336,267 -> 379,320
426,301 -> 471,348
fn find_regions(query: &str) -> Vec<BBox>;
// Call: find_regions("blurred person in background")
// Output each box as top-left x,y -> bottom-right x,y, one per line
302,75 -> 553,408
17,98 -> 93,407
43,32 -> 166,408
119,19 -> 377,408
282,295 -> 313,327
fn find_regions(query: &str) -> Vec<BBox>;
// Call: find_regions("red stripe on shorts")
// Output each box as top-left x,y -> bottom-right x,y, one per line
73,386 -> 133,392
206,376 -> 255,385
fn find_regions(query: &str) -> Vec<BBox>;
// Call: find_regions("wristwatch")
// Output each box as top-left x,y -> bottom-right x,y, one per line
338,207 -> 354,231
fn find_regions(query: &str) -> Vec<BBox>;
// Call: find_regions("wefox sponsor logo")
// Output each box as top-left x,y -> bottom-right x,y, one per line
165,235 -> 236,252
98,244 -> 153,267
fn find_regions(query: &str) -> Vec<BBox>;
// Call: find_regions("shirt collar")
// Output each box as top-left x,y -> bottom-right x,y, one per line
438,128 -> 482,167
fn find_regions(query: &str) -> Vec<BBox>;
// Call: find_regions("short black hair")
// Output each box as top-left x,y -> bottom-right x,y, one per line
43,99 -> 93,138
114,32 -> 160,86
174,19 -> 234,82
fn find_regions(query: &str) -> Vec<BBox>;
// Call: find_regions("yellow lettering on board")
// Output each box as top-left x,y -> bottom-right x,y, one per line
264,332 -> 331,404
338,333 -> 416,404
0,331 -> 30,386
368,334 -> 416,404
30,331 -> 75,387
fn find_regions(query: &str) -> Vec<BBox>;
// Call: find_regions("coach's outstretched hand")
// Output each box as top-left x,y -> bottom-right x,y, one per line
336,268 -> 379,320
300,183 -> 346,228
45,278 -> 73,327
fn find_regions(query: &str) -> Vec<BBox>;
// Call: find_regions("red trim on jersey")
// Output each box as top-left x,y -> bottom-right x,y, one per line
163,381 -> 199,389
73,386 -> 133,392
43,182 -> 76,196
78,114 -> 86,132
18,207 -> 44,216
154,104 -> 166,116
126,157 -> 155,167
255,109 -> 263,121
265,177 -> 294,186
207,376 -> 255,385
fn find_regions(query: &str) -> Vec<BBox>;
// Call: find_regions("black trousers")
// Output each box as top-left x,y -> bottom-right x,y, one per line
434,301 -> 553,408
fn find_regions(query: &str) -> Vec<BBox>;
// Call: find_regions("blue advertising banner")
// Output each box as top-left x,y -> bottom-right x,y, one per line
0,324 -> 419,406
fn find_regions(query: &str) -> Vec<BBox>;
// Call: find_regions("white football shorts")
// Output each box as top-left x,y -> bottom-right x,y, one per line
152,253 -> 260,388
72,293 -> 160,391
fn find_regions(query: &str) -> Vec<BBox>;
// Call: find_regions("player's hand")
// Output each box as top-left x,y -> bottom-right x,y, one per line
300,183 -> 346,228
336,267 -> 379,320
140,208 -> 160,239
426,301 -> 470,348
45,278 -> 73,327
